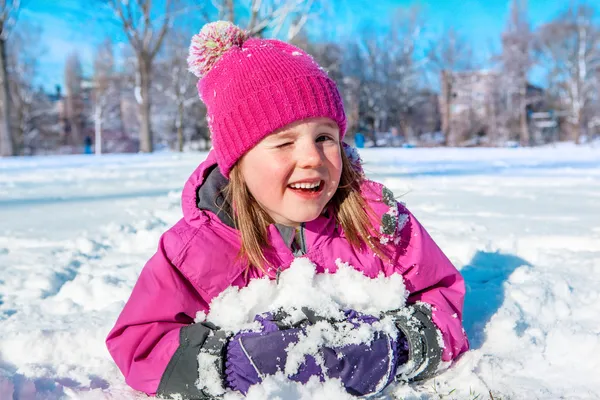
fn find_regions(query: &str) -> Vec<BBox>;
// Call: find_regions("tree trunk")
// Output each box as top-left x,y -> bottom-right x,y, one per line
177,100 -> 184,152
227,0 -> 235,23
0,36 -> 14,156
116,79 -> 126,137
576,111 -> 584,144
68,98 -> 81,146
440,71 -> 453,146
519,87 -> 530,146
488,85 -> 499,145
94,103 -> 103,155
138,55 -> 153,153
445,88 -> 453,146
15,97 -> 23,155
519,110 -> 530,146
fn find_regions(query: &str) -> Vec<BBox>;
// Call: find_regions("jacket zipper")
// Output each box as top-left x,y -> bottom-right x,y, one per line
277,223 -> 306,285
297,223 -> 307,256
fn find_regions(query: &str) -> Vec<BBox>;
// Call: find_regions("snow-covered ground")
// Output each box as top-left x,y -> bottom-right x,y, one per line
1,144 -> 599,399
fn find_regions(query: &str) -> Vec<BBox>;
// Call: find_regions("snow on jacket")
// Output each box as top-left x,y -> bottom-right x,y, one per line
106,150 -> 469,398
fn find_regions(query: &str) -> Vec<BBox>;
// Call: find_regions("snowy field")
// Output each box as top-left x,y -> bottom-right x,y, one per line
1,144 -> 599,400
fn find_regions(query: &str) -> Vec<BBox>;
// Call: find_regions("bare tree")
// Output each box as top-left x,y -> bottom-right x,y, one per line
336,7 -> 428,146
117,45 -> 143,150
0,0 -> 20,156
427,26 -> 473,146
351,31 -> 388,143
386,8 -> 427,142
535,4 -> 600,144
8,23 -> 42,155
93,38 -> 122,155
106,0 -> 177,152
211,0 -> 318,40
64,52 -> 85,147
153,31 -> 201,151
501,0 -> 533,146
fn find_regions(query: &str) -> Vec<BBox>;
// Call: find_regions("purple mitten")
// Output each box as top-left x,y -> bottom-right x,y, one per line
225,313 -> 322,394
319,310 -> 408,396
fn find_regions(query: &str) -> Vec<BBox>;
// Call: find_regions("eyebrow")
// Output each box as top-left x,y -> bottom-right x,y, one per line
271,131 -> 297,140
270,122 -> 339,140
320,121 -> 338,130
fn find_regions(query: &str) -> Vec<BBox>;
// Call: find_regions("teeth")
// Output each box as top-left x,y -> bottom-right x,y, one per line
289,181 -> 320,189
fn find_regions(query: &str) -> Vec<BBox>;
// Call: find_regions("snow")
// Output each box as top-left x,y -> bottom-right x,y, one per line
1,143 -> 599,399
224,374 -> 353,400
197,258 -> 403,397
203,258 -> 406,332
197,352 -> 226,397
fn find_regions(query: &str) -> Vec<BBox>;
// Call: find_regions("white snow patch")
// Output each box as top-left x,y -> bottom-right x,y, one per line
205,258 -> 407,331
197,352 -> 226,396
201,258 -> 406,396
1,145 -> 599,398
222,373 -> 353,400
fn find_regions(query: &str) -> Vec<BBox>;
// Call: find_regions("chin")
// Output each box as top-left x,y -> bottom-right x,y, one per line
295,210 -> 323,223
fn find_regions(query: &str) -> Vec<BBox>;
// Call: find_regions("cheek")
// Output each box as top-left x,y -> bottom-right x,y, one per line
325,147 -> 343,180
265,160 -> 291,190
245,157 -> 289,195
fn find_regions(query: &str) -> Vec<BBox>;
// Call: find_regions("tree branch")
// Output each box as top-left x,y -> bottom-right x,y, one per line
150,0 -> 172,59
110,0 -> 140,49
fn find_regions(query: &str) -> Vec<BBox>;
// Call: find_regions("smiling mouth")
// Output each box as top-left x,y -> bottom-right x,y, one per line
287,180 -> 324,193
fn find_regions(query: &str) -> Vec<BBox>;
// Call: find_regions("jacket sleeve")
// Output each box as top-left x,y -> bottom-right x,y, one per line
106,230 -> 226,398
391,204 -> 469,371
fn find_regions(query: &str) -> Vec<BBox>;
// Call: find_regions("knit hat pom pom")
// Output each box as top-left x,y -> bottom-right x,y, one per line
188,21 -> 248,78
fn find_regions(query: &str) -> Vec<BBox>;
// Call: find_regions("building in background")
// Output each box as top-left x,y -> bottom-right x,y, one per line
440,70 -> 550,146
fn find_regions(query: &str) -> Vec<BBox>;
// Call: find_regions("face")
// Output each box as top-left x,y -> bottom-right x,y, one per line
238,117 -> 342,227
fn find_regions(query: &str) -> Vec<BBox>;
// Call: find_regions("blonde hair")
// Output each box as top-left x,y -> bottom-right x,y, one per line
223,146 -> 389,272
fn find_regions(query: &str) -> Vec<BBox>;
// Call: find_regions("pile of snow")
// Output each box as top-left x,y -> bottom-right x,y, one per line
225,373 -> 354,400
204,258 -> 406,331
198,258 -> 405,397
224,373 -> 354,400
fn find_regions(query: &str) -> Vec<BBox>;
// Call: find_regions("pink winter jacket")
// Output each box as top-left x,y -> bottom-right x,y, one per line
106,151 -> 469,397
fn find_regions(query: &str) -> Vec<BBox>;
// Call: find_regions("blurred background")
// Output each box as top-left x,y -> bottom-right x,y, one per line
0,0 -> 599,157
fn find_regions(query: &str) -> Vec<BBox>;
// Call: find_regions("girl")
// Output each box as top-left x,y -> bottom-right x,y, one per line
106,21 -> 469,399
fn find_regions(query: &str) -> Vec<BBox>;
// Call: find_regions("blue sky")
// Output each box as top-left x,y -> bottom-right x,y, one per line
19,0 -> 122,92
17,0 -> 587,92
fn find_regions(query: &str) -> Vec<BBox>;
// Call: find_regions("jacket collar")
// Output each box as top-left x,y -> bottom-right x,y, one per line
196,164 -> 235,228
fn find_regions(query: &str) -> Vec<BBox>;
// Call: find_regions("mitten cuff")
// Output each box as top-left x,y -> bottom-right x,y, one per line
388,304 -> 443,381
199,329 -> 230,385
157,322 -> 227,399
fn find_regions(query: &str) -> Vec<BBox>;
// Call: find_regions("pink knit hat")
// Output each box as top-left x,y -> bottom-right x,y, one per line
188,21 -> 346,178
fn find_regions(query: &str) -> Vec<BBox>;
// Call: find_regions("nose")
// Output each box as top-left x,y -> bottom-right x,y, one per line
296,140 -> 323,169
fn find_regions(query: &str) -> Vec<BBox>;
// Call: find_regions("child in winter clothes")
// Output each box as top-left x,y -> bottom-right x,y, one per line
106,21 -> 469,399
